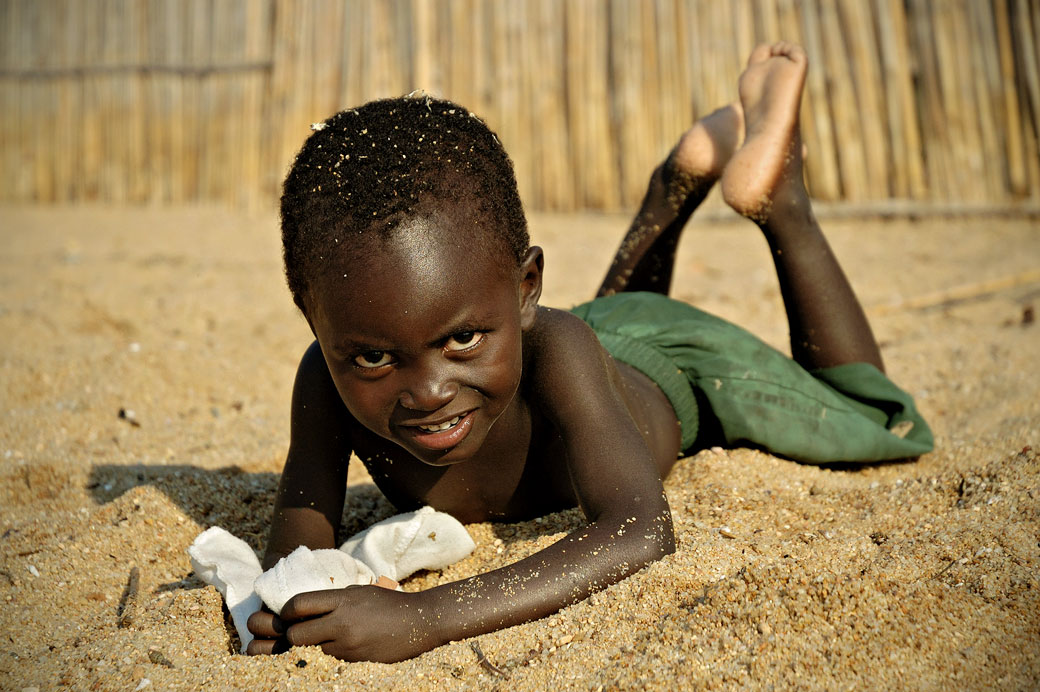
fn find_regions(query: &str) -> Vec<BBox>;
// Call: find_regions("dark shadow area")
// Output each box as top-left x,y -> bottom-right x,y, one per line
87,463 -> 397,554
815,456 -> 921,472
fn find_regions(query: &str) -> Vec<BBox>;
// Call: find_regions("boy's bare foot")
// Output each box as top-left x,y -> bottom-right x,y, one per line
716,42 -> 885,371
721,42 -> 809,223
665,102 -> 744,185
597,101 -> 746,296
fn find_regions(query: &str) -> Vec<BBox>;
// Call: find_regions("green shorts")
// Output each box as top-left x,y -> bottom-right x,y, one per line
570,292 -> 933,463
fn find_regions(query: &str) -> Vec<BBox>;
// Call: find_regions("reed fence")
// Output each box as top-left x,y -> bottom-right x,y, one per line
1,0 -> 1038,212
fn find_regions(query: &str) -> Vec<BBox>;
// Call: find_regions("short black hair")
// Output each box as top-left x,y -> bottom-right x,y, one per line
280,95 -> 529,311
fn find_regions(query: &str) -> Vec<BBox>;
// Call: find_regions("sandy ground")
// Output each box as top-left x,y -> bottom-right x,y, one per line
1,204 -> 1038,691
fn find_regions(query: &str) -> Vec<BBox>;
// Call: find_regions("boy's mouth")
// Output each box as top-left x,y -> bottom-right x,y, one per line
404,411 -> 475,452
417,415 -> 464,433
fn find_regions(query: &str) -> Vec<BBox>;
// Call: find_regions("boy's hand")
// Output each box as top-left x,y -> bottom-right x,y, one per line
246,586 -> 433,663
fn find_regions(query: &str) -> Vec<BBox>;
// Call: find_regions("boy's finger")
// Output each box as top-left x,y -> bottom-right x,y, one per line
280,587 -> 358,621
285,618 -> 334,648
247,609 -> 286,636
246,638 -> 276,655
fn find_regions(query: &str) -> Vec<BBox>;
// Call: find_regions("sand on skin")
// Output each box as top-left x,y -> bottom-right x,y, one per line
1,205 -> 1038,690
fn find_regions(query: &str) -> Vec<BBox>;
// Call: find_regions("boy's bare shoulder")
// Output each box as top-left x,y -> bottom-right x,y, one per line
525,305 -> 604,359
522,306 -> 616,404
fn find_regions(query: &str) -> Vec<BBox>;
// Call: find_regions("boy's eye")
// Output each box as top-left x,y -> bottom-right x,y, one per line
445,331 -> 483,352
354,351 -> 393,368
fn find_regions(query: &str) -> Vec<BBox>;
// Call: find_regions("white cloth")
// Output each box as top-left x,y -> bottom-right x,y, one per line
187,507 -> 475,652
340,505 -> 477,582
186,526 -> 264,652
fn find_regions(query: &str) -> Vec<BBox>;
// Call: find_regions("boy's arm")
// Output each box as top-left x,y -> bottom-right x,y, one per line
273,312 -> 674,662
247,340 -> 354,655
262,340 -> 353,569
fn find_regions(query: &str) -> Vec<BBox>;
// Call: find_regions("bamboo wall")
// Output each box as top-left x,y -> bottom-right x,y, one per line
2,0 -> 1038,211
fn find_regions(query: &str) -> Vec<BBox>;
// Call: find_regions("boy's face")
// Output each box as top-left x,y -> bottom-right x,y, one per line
304,213 -> 541,466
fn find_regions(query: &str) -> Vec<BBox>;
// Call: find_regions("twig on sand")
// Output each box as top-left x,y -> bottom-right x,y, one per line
869,269 -> 1040,316
931,555 -> 965,581
470,641 -> 509,679
118,566 -> 141,628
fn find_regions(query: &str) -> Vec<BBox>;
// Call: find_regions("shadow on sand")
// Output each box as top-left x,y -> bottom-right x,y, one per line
86,463 -> 399,554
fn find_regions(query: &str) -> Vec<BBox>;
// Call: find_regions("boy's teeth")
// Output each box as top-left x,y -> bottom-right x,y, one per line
418,415 -> 462,433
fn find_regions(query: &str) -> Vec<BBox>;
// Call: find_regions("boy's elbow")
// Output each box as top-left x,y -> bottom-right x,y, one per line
651,520 -> 676,560
648,500 -> 677,558
642,497 -> 677,558
613,508 -> 675,568
661,526 -> 677,557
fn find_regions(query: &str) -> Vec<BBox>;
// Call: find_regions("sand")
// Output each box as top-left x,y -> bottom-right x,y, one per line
1,204 -> 1038,691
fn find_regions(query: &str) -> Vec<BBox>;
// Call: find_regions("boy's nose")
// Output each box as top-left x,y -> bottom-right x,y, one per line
398,364 -> 459,411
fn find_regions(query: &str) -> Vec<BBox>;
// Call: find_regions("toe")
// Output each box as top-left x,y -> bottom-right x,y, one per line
776,41 -> 807,64
748,43 -> 773,66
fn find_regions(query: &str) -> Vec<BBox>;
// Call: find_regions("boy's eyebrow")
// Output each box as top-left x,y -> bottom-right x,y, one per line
415,317 -> 495,350
333,317 -> 494,354
433,318 -> 488,343
327,333 -> 396,355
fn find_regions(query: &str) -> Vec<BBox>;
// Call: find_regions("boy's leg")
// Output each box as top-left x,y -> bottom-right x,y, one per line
721,42 -> 884,372
597,104 -> 743,297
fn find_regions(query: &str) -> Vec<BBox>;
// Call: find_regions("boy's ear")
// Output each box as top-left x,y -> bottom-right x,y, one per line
518,246 -> 544,330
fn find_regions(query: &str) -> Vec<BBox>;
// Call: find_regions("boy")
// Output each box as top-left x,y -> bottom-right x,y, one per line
247,43 -> 931,662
